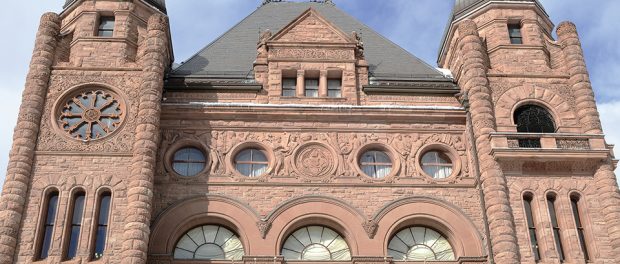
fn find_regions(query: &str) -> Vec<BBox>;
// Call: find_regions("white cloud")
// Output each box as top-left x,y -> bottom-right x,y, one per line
598,101 -> 620,177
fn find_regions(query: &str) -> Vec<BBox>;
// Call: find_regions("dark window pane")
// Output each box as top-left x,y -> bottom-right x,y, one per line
72,195 -> 85,224
508,24 -> 522,44
39,193 -> 59,259
93,193 -> 111,260
282,78 -> 296,96
94,226 -> 108,259
571,196 -> 590,261
547,196 -> 565,261
523,195 -> 540,261
305,79 -> 319,97
97,17 -> 115,37
66,193 -> 85,259
66,226 -> 81,259
327,79 -> 341,98
514,105 -> 556,133
98,195 -> 111,225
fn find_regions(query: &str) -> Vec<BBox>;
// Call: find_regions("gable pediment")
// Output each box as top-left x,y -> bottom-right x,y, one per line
270,8 -> 354,44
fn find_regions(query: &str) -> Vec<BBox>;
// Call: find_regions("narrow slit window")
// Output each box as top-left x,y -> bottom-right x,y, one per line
570,194 -> 590,261
282,78 -> 297,97
547,194 -> 565,262
327,79 -> 342,98
523,193 -> 541,262
305,79 -> 319,97
508,23 -> 523,44
38,191 -> 59,260
92,192 -> 111,260
64,192 -> 86,260
97,16 -> 115,37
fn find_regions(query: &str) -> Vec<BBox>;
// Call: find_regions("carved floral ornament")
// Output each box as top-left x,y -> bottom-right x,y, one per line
54,87 -> 126,142
158,131 -> 468,183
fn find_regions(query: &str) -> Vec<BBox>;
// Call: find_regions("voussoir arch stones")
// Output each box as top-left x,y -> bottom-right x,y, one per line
495,85 -> 578,129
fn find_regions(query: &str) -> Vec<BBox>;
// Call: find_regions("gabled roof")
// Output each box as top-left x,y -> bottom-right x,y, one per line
63,0 -> 167,13
171,1 -> 448,82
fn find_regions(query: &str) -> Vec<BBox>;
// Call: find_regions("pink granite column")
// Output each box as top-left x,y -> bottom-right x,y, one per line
457,19 -> 520,264
121,14 -> 168,264
0,12 -> 60,263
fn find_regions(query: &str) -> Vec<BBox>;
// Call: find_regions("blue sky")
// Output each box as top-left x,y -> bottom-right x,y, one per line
0,0 -> 618,187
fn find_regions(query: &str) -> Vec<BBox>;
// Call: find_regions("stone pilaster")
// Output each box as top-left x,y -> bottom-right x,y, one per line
456,19 -> 520,264
0,12 -> 60,263
557,21 -> 602,134
121,14 -> 169,264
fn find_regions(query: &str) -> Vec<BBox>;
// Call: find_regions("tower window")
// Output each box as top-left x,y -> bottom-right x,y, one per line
92,192 -> 111,260
327,79 -> 342,98
282,78 -> 297,97
64,191 -> 86,260
37,191 -> 59,260
523,193 -> 541,262
570,194 -> 590,261
508,23 -> 523,44
305,79 -> 319,97
97,16 -> 115,37
547,193 -> 565,262
514,104 -> 556,148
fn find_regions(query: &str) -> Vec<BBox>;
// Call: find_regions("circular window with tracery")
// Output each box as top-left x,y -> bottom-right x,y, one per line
57,89 -> 125,141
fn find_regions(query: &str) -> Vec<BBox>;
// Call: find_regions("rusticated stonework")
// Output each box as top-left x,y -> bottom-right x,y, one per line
2,1 -> 619,264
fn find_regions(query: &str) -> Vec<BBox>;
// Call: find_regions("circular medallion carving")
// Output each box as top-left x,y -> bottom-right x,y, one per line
293,143 -> 336,179
57,89 -> 125,141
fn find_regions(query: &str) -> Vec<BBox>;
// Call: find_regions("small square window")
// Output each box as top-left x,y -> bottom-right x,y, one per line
508,23 -> 522,44
305,79 -> 319,97
282,78 -> 296,97
98,16 -> 115,37
327,79 -> 342,98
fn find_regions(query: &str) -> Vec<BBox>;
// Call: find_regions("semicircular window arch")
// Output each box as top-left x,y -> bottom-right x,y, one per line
174,225 -> 244,260
388,226 -> 455,261
281,225 -> 351,261
513,104 -> 556,133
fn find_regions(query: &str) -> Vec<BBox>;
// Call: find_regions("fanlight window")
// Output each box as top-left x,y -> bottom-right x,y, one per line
360,150 -> 392,179
388,227 -> 455,261
421,151 -> 453,179
514,105 -> 556,133
282,226 -> 351,261
172,147 -> 206,177
174,225 -> 244,260
235,149 -> 269,177
58,89 -> 124,141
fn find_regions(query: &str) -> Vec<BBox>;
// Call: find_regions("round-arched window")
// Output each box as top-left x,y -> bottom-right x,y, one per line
235,149 -> 269,177
388,227 -> 455,261
172,147 -> 206,177
514,105 -> 556,133
281,226 -> 351,261
421,151 -> 453,179
58,89 -> 125,141
174,225 -> 244,260
360,150 -> 393,179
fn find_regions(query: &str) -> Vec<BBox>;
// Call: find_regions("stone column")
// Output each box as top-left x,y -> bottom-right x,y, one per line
121,14 -> 168,264
557,21 -> 602,134
0,12 -> 60,263
296,70 -> 305,97
319,70 -> 328,97
594,161 -> 620,262
456,20 -> 520,264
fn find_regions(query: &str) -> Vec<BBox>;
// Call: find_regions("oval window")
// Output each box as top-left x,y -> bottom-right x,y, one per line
360,150 -> 393,179
172,147 -> 206,177
235,149 -> 269,177
421,151 -> 453,179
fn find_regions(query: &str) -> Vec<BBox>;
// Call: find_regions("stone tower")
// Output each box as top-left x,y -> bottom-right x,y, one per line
0,0 -> 171,262
440,0 -> 620,263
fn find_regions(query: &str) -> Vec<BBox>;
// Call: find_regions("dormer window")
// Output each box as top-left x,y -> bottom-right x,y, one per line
282,78 -> 297,97
508,23 -> 522,44
304,79 -> 319,97
97,16 -> 115,37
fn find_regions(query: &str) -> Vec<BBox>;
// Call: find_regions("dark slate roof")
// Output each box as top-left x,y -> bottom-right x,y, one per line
171,1 -> 448,82
63,0 -> 166,13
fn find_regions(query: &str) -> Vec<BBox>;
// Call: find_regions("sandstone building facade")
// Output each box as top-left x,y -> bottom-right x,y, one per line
1,0 -> 619,263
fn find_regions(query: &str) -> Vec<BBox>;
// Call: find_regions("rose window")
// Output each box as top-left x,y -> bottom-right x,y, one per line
58,90 -> 124,141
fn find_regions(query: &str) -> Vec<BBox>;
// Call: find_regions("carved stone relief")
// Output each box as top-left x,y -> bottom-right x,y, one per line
293,143 -> 337,182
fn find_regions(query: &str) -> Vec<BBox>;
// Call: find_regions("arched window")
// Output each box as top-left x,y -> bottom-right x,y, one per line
281,226 -> 351,261
514,104 -> 556,133
523,193 -> 541,261
547,193 -> 565,262
92,192 -> 111,260
64,191 -> 86,260
174,225 -> 244,260
570,193 -> 590,261
37,190 -> 59,260
360,150 -> 392,179
235,149 -> 269,177
387,226 -> 455,261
